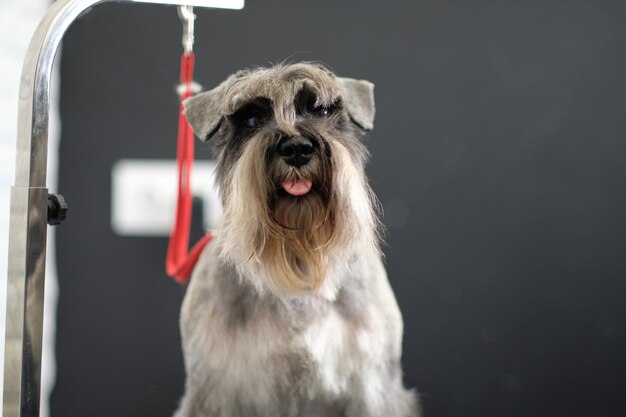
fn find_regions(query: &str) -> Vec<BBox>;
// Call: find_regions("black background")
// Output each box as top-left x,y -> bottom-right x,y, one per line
53,1 -> 626,416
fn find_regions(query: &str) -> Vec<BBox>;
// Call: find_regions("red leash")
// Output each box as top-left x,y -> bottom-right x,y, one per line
165,51 -> 213,284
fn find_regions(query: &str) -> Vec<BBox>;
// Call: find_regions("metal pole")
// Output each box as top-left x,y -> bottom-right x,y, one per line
4,0 -> 242,416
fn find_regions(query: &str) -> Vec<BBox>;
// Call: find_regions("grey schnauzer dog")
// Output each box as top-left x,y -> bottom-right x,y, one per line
174,62 -> 419,417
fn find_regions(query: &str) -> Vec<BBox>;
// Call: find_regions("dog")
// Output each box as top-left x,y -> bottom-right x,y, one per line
173,62 -> 419,417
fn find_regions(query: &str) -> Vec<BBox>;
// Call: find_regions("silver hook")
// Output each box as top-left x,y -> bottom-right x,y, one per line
177,5 -> 195,53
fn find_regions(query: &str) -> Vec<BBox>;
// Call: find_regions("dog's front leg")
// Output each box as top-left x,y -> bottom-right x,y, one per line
344,370 -> 420,417
341,260 -> 421,417
173,386 -> 221,417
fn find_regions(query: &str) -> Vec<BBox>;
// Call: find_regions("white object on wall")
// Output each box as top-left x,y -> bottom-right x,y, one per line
111,159 -> 222,236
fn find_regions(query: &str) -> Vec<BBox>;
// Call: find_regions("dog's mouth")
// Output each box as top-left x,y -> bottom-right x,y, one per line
281,179 -> 313,196
272,176 -> 327,203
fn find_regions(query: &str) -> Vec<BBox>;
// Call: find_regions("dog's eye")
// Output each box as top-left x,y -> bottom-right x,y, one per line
240,110 -> 264,129
232,99 -> 271,130
316,107 -> 330,117
312,104 -> 336,117
245,115 -> 259,128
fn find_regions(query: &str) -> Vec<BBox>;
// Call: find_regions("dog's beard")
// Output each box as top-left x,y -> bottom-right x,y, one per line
217,132 -> 380,296
263,190 -> 333,292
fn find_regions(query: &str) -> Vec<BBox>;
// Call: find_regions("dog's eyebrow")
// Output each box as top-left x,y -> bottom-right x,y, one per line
295,86 -> 340,108
306,85 -> 341,104
231,96 -> 272,114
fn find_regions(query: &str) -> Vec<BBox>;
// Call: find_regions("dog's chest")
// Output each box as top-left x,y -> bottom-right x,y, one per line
293,305 -> 365,396
200,292 -> 370,402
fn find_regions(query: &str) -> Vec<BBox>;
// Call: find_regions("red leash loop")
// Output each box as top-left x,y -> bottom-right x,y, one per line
166,51 -> 212,284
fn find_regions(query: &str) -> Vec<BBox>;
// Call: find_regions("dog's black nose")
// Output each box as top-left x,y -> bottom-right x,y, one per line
277,136 -> 314,167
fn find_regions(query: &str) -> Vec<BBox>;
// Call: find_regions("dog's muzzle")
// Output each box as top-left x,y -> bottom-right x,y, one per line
275,135 -> 317,196
276,136 -> 314,168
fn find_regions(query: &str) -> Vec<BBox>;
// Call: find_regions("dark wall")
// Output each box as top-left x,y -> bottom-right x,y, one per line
54,1 -> 626,416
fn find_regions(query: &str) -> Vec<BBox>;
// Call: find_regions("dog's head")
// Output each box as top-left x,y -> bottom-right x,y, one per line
184,63 -> 381,297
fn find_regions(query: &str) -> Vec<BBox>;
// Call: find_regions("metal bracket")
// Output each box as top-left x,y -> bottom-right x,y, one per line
3,1 -> 243,416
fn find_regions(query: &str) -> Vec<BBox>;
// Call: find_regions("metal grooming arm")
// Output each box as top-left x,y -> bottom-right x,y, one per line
3,0 -> 242,415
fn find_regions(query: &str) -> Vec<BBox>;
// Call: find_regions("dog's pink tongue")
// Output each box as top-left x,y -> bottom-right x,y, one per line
282,179 -> 313,196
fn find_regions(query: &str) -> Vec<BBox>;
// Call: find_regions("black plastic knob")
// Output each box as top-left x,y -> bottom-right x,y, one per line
47,193 -> 68,226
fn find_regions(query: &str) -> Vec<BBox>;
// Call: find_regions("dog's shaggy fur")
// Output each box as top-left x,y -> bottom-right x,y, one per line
174,63 -> 419,417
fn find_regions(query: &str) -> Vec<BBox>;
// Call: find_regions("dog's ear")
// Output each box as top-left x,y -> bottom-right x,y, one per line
183,85 -> 225,141
338,78 -> 375,131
